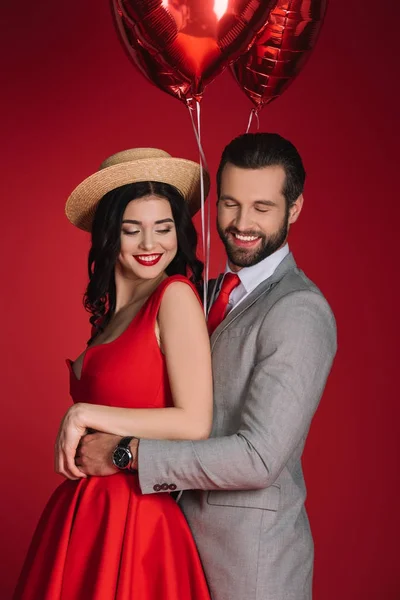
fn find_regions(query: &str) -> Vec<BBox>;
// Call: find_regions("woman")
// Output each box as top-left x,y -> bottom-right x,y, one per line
14,148 -> 213,600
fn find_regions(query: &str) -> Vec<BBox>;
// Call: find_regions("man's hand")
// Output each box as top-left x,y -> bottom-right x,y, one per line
76,432 -> 139,476
75,432 -> 120,476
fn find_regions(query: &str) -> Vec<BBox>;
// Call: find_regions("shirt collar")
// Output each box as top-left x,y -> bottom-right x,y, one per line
224,244 -> 290,294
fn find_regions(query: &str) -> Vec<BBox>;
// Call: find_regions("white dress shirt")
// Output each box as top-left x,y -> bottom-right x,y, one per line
216,244 -> 290,314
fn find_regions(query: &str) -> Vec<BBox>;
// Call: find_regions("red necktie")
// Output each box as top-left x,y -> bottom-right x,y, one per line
207,273 -> 241,335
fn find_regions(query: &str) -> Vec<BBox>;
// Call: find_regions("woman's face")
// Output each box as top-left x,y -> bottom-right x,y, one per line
117,195 -> 178,280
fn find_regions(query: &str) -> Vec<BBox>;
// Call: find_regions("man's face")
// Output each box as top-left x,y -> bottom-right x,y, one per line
217,164 -> 303,271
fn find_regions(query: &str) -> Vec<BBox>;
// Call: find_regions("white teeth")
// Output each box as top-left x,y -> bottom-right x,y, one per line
138,254 -> 159,261
234,233 -> 259,241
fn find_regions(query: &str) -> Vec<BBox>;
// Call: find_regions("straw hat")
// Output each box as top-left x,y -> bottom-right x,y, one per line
65,148 -> 210,231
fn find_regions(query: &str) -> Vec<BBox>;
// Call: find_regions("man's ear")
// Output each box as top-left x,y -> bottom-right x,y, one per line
288,194 -> 304,225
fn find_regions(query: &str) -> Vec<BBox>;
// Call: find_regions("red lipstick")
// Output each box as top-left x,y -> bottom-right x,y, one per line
133,254 -> 163,267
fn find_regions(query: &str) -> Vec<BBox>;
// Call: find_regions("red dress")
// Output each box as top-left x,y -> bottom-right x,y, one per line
14,275 -> 211,600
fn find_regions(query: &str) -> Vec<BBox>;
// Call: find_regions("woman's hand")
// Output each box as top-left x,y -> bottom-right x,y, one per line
55,403 -> 89,480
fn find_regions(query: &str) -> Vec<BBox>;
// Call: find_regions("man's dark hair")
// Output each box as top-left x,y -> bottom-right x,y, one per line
216,133 -> 306,207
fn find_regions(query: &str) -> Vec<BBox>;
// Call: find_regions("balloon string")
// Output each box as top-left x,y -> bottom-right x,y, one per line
197,102 -> 211,316
187,101 -> 210,316
187,101 -> 208,166
187,104 -> 205,306
246,108 -> 260,133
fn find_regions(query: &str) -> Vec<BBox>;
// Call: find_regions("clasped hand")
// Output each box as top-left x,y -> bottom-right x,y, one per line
55,403 -> 120,480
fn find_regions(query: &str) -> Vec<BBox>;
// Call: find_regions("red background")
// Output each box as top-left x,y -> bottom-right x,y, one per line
1,1 -> 399,598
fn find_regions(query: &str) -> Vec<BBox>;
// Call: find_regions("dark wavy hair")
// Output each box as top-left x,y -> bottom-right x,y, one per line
84,181 -> 203,340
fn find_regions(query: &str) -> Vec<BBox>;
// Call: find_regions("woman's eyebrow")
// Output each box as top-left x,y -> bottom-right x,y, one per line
122,218 -> 174,225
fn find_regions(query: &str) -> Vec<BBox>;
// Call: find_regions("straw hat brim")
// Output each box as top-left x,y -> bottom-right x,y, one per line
65,157 -> 210,232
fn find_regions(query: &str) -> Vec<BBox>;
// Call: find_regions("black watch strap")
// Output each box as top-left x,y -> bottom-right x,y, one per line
118,436 -> 139,473
119,436 -> 134,449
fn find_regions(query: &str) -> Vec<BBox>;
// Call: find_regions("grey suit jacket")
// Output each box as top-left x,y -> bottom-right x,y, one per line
139,254 -> 337,600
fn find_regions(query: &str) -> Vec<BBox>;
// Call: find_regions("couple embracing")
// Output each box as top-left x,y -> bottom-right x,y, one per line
14,133 -> 337,600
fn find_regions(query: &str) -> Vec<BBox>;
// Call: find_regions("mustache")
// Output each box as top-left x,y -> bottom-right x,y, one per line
224,226 -> 264,239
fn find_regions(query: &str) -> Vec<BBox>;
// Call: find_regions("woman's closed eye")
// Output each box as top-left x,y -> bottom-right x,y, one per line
122,227 -> 173,236
122,229 -> 140,236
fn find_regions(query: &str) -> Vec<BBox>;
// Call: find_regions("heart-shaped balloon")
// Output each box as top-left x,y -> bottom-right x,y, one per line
232,0 -> 327,111
112,0 -> 277,103
112,2 -> 191,104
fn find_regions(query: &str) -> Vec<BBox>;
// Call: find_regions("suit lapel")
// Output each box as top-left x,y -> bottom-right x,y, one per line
210,253 -> 297,350
206,274 -> 223,318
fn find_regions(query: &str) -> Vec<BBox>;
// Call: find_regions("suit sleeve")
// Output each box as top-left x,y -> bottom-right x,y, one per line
138,290 -> 337,493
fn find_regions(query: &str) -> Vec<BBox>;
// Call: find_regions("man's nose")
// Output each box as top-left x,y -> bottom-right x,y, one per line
233,208 -> 252,231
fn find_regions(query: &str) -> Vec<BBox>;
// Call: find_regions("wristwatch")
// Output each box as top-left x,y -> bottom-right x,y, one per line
112,436 -> 136,470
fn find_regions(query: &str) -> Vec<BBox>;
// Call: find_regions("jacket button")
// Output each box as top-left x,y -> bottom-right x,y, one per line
168,484 -> 177,491
161,483 -> 169,491
153,484 -> 162,492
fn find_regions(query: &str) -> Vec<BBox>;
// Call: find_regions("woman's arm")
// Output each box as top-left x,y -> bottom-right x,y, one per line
56,282 -> 213,479
79,282 -> 213,439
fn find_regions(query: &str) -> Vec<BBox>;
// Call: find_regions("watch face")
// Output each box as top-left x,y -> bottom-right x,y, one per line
113,447 -> 131,469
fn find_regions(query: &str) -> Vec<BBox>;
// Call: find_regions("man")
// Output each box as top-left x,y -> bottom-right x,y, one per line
78,133 -> 337,600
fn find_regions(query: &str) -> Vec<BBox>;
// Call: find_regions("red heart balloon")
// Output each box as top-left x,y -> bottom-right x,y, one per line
113,0 -> 277,103
112,2 -> 191,104
231,0 -> 327,111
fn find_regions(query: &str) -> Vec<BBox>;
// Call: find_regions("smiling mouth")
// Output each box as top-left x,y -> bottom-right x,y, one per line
133,254 -> 163,266
229,232 -> 261,248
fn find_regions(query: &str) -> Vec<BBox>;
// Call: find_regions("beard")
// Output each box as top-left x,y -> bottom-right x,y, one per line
217,209 -> 289,269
